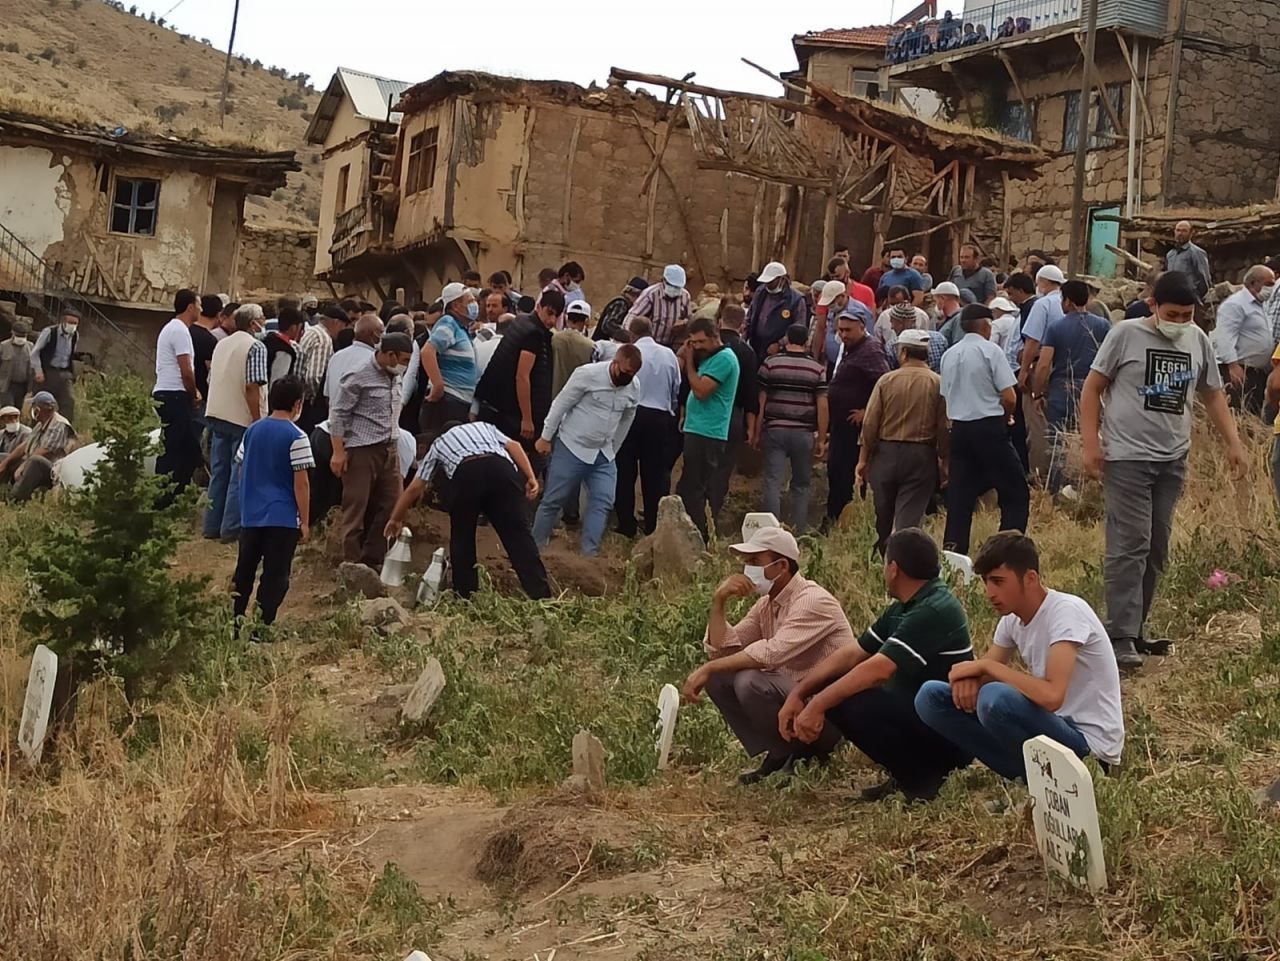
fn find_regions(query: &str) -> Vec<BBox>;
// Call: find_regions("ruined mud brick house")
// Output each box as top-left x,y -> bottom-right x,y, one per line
882,0 -> 1280,279
0,107 -> 298,369
312,68 -> 1044,305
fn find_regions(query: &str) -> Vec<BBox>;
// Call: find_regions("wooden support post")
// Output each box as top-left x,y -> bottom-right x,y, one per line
998,52 -> 1036,144
1074,34 -> 1125,141
630,113 -> 708,282
562,116 -> 583,244
1001,170 -> 1013,268
1114,34 -> 1155,135
751,180 -> 765,268
822,189 -> 838,263
962,164 -> 977,247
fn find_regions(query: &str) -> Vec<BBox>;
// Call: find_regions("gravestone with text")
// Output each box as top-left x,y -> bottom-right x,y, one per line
18,644 -> 58,765
1023,735 -> 1107,892
655,683 -> 679,770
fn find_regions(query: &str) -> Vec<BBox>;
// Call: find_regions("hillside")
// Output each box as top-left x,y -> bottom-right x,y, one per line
0,0 -> 322,229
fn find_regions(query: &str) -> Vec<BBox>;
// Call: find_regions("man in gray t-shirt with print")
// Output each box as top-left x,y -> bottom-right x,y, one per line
1079,272 -> 1246,668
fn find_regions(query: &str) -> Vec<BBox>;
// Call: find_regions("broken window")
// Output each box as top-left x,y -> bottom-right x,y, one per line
336,163 -> 351,211
852,69 -> 881,101
405,126 -> 439,195
1062,84 -> 1127,152
110,177 -> 159,235
998,100 -> 1035,143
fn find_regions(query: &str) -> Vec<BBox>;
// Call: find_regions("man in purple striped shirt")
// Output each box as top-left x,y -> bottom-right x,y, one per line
625,264 -> 691,346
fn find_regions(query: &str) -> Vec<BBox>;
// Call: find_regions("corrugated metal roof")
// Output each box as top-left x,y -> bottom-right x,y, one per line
304,67 -> 412,145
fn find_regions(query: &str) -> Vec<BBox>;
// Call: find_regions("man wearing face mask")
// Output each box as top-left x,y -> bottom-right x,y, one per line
329,332 -> 414,568
1080,271 -> 1246,668
1212,263 -> 1274,416
539,261 -> 586,320
0,391 -> 75,501
532,346 -> 643,556
31,308 -> 81,421
682,527 -> 856,784
625,264 -> 691,347
419,282 -> 479,441
877,249 -> 926,307
745,262 -> 808,363
552,300 -> 596,397
0,405 -> 30,456
0,320 -> 33,409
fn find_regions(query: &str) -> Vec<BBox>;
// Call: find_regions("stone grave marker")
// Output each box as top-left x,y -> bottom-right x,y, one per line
740,512 -> 780,544
1023,735 -> 1107,893
18,644 -> 57,765
655,683 -> 679,770
401,657 -> 446,722
942,550 -> 974,586
572,729 -> 606,792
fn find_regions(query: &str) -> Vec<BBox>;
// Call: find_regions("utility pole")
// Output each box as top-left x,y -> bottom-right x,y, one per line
1067,0 -> 1099,276
219,0 -> 241,128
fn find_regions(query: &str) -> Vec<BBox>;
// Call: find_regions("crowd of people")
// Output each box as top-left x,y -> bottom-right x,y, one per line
887,8 -> 1049,65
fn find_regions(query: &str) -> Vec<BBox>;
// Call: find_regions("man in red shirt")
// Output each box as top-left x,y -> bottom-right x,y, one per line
861,248 -> 891,293
826,257 -> 876,314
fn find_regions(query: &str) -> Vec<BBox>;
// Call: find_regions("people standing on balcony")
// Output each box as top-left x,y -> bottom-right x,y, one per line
950,243 -> 998,306
1165,221 -> 1213,299
31,307 -> 79,422
419,282 -> 479,442
0,320 -> 32,409
936,10 -> 961,49
997,16 -> 1016,38
153,289 -> 202,504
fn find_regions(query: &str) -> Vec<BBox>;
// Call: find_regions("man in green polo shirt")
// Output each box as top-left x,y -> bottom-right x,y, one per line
778,528 -> 974,801
677,316 -> 740,541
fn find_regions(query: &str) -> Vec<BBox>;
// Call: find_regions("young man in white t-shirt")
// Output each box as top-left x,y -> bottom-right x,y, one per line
153,288 -> 202,501
914,531 -> 1124,779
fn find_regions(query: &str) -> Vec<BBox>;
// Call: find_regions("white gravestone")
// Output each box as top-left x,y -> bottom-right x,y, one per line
740,512 -> 780,544
401,658 -> 446,722
18,644 -> 57,765
655,683 -> 679,770
942,550 -> 974,586
1023,735 -> 1107,893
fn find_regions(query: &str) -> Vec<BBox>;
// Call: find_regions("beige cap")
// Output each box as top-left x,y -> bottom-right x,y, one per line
989,296 -> 1018,315
818,280 -> 846,307
730,526 -> 800,562
0,406 -> 19,418
897,329 -> 932,348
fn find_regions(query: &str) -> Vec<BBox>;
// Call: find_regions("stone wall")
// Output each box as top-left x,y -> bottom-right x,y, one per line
236,223 -> 324,302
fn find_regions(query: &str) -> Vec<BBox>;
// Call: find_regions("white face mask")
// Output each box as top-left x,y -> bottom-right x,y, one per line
3,421 -> 18,434
1259,285 -> 1274,303
389,364 -> 407,376
663,283 -> 682,298
62,324 -> 78,337
1154,318 -> 1193,344
11,336 -> 26,346
743,563 -> 778,596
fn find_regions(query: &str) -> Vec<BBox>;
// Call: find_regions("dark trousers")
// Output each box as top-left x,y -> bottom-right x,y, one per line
6,382 -> 28,409
825,686 -> 972,792
677,432 -> 727,541
419,394 -> 472,444
43,366 -> 75,422
340,442 -> 403,567
709,408 -> 747,521
868,441 -> 938,554
299,395 -> 327,436
232,526 -> 301,624
706,669 -> 841,760
943,416 -> 1029,555
1008,384 -> 1030,474
826,419 -> 861,522
0,455 -> 55,501
153,390 -> 200,503
615,406 -> 678,537
451,455 -> 550,599
308,428 -> 343,526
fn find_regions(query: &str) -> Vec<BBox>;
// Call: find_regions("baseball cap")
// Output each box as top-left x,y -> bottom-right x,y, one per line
1036,264 -> 1066,285
758,261 -> 788,284
0,406 -> 19,418
933,281 -> 961,297
565,300 -> 592,317
989,296 -> 1017,315
730,526 -> 800,563
440,282 -> 468,307
627,275 -> 649,291
31,391 -> 57,409
818,279 -> 846,307
897,328 -> 932,348
891,301 -> 918,323
662,264 -> 687,289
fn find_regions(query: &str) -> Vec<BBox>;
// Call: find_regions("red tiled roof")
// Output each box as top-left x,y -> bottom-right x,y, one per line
796,25 -> 898,47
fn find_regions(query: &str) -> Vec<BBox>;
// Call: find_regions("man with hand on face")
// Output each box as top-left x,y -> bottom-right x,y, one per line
780,529 -> 974,801
625,265 -> 691,347
677,317 -> 741,543
1080,270 -> 1245,668
683,527 -> 856,784
745,262 -> 808,362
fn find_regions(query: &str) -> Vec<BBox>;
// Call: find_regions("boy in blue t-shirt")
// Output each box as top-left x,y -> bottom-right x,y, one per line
232,376 -> 315,627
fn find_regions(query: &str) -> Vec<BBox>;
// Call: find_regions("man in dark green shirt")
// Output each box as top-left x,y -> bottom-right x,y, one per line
779,528 -> 974,801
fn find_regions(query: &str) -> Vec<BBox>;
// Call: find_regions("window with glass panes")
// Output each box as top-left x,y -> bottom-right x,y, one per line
110,177 -> 160,235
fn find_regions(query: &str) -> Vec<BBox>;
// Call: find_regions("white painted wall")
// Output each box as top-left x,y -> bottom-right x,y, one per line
0,145 -> 72,254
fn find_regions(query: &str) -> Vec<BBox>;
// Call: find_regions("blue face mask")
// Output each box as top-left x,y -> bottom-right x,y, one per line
466,301 -> 479,322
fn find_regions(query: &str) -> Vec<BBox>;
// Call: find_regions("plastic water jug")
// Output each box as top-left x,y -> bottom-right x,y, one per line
380,527 -> 413,587
417,548 -> 448,606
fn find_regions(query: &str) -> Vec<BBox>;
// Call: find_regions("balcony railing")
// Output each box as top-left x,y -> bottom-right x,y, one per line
886,0 -> 1082,64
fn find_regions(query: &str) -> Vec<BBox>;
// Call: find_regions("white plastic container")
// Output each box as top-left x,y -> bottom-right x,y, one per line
380,527 -> 413,587
740,512 -> 781,544
417,547 -> 448,606
942,550 -> 974,586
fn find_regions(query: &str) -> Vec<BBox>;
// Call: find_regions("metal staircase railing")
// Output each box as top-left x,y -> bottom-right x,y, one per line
0,220 -> 154,363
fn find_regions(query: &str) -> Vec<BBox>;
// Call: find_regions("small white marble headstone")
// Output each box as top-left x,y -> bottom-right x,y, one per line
401,657 -> 446,722
18,644 -> 57,765
655,683 -> 679,770
1023,735 -> 1107,893
740,512 -> 780,544
942,550 -> 974,586
403,951 -> 433,961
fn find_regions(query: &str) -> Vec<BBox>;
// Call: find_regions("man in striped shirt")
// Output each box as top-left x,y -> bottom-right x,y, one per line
682,527 -> 856,784
754,323 -> 827,533
383,421 -> 550,600
624,264 -> 691,346
779,528 -> 975,801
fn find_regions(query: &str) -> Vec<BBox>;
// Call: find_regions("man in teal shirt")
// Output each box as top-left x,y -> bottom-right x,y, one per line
677,317 -> 740,541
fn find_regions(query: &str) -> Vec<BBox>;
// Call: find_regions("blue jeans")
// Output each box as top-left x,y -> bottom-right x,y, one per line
760,427 -> 814,532
205,420 -> 245,539
532,438 -> 617,556
914,680 -> 1091,781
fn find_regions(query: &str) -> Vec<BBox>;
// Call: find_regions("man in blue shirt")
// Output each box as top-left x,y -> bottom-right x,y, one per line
1033,281 -> 1112,494
232,376 -> 314,629
876,248 -> 926,307
1017,265 -> 1065,482
420,282 -> 479,440
939,305 -> 1029,554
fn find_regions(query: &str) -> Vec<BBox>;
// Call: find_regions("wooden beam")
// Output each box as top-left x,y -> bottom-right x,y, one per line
885,216 -> 974,248
962,163 -> 977,246
822,190 -> 838,266
630,114 -> 708,283
1105,242 -> 1155,272
751,180 -> 765,268
739,57 -> 809,100
1001,171 -> 1013,268
641,100 -> 680,195
611,67 -> 816,121
1114,33 -> 1155,136
998,52 -> 1036,144
562,115 -> 583,244
1074,33 -> 1125,142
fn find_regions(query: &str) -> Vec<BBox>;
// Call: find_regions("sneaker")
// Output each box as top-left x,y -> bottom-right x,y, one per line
738,753 -> 794,785
1135,637 -> 1173,655
1112,637 -> 1144,669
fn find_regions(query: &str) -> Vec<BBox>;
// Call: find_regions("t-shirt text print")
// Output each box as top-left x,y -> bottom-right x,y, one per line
1139,348 -> 1195,414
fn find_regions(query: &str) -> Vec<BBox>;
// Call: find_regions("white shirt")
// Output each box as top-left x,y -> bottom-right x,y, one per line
991,312 -> 1019,350
1212,287 -> 1272,368
154,317 -> 194,393
939,332 -> 1016,421
474,334 -> 503,378
874,305 -> 931,344
541,360 -> 640,463
324,341 -> 374,400
633,335 -> 681,414
993,590 -> 1124,764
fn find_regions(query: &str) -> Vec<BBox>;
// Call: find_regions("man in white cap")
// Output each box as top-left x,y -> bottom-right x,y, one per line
988,296 -> 1021,351
625,264 -> 691,347
552,300 -> 596,397
745,262 -> 808,362
419,281 -> 478,439
0,390 -> 75,500
933,282 -> 966,346
1016,263 -> 1066,480
0,405 -> 30,456
810,279 -> 847,368
681,527 -> 855,784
